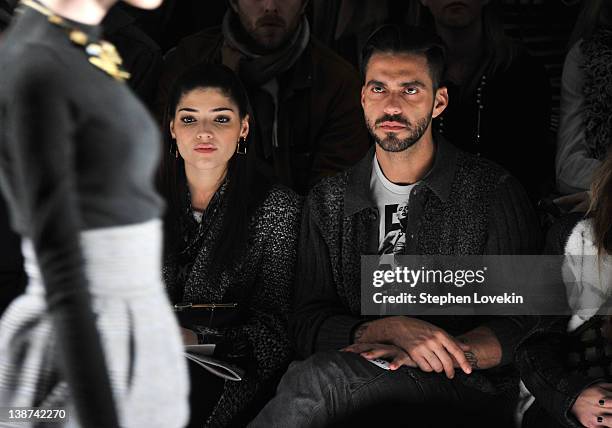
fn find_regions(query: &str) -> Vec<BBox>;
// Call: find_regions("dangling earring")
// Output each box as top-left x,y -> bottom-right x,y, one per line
170,139 -> 179,159
236,136 -> 247,155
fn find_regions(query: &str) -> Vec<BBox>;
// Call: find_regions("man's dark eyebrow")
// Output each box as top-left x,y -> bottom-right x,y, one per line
365,80 -> 386,87
400,80 -> 426,88
365,79 -> 427,88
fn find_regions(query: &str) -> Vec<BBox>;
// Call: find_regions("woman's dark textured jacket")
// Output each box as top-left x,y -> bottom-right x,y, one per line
291,137 -> 543,395
516,213 -> 605,428
163,185 -> 302,427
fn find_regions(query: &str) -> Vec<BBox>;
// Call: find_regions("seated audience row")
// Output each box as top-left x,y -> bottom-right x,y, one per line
162,25 -> 612,428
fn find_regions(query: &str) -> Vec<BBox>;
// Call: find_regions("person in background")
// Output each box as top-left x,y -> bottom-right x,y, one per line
555,0 -> 612,205
157,0 -> 370,195
518,149 -> 612,428
409,0 -> 553,202
0,0 -> 189,426
159,63 -> 301,427
103,2 -> 164,109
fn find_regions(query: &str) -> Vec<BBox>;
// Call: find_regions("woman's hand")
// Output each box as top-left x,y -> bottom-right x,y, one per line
342,343 -> 417,370
180,327 -> 198,346
571,383 -> 612,427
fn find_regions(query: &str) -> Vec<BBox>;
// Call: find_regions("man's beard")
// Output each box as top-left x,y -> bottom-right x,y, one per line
252,17 -> 288,50
249,14 -> 298,51
366,113 -> 432,152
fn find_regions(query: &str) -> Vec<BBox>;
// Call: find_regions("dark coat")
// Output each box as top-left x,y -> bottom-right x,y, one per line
436,48 -> 554,201
291,137 -> 543,396
163,185 -> 302,427
157,28 -> 371,195
103,5 -> 163,110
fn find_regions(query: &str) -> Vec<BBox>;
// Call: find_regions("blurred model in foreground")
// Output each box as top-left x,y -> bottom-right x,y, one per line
0,0 -> 188,426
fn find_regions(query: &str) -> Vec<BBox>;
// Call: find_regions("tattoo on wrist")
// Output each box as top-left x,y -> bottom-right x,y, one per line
464,351 -> 479,369
353,323 -> 369,343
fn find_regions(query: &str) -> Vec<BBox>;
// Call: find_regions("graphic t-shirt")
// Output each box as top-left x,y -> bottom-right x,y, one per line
369,155 -> 417,254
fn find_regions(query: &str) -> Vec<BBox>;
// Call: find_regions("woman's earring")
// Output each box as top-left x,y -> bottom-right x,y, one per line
170,140 -> 179,159
236,136 -> 247,155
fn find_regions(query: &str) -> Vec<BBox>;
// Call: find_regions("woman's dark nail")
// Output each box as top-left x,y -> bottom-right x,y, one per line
598,416 -> 603,423
600,399 -> 605,406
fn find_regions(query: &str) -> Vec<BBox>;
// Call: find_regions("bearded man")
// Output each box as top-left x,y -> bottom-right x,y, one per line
248,25 -> 542,428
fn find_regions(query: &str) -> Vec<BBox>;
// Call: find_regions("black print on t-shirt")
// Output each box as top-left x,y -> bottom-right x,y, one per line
378,201 -> 409,255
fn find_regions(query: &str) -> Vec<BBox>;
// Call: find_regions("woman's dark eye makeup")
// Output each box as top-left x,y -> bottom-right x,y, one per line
214,115 -> 230,123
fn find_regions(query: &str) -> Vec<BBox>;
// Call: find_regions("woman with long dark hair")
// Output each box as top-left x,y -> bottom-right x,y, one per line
159,63 -> 301,427
0,0 -> 188,426
518,149 -> 612,428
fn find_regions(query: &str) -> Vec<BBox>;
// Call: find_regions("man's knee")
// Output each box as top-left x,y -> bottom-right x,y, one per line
280,350 -> 360,393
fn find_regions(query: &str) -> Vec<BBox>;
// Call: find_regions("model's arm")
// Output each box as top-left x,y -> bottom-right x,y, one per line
11,49 -> 119,427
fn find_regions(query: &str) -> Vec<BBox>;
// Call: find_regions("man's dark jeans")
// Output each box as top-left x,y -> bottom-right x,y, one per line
249,350 -> 516,428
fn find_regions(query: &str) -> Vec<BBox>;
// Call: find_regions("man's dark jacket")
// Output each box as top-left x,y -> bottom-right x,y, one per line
157,28 -> 370,194
292,136 -> 543,395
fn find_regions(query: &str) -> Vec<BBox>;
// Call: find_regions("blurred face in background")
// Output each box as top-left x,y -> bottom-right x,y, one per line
419,0 -> 488,28
230,0 -> 306,51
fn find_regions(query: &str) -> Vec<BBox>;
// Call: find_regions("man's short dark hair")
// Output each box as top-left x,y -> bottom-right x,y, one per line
361,25 -> 447,89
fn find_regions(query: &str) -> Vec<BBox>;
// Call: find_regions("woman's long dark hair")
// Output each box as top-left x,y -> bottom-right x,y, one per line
158,63 -> 269,267
589,149 -> 612,257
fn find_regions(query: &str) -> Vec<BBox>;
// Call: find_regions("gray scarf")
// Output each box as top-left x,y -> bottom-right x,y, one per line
222,11 -> 310,148
222,10 -> 310,86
